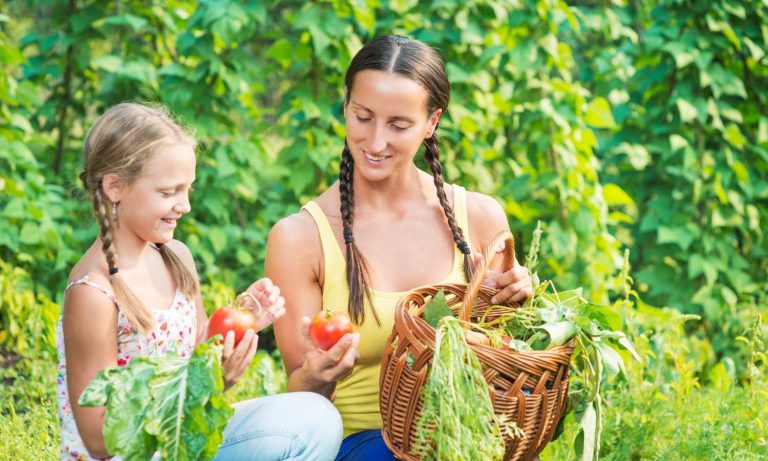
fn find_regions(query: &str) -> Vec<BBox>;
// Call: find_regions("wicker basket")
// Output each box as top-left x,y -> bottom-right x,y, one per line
379,231 -> 575,461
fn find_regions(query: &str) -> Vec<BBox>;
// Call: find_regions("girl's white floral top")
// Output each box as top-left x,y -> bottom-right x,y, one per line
55,276 -> 196,460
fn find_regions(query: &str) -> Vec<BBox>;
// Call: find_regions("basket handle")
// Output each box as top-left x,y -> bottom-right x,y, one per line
459,230 -> 515,322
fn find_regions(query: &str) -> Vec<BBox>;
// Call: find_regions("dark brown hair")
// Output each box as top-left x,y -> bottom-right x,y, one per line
341,35 -> 475,325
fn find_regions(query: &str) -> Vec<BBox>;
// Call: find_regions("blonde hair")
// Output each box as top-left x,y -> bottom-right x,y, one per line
80,102 -> 198,334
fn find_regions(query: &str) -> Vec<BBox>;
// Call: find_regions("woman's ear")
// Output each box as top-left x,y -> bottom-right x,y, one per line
101,173 -> 126,203
426,108 -> 443,138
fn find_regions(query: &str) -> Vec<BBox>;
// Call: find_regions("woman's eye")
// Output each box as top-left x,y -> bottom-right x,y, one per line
391,124 -> 408,131
356,115 -> 371,123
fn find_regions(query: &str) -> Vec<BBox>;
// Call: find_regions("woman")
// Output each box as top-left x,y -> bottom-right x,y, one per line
265,34 -> 532,460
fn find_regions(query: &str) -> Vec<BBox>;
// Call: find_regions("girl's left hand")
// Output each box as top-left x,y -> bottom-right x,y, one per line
243,277 -> 286,331
477,252 -> 533,305
221,329 -> 259,390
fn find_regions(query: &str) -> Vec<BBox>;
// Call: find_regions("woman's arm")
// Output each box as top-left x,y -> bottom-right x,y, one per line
62,279 -> 120,459
467,191 -> 533,304
266,212 -> 358,399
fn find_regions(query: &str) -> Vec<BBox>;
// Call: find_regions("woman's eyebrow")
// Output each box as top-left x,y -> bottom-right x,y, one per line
350,101 -> 415,123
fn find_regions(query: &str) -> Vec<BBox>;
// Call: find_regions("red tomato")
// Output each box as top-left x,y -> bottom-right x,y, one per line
207,307 -> 258,347
499,334 -> 513,351
309,310 -> 353,351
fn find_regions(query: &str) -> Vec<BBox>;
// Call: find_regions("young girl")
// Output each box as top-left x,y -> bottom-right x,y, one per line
57,102 -> 342,461
266,35 -> 533,460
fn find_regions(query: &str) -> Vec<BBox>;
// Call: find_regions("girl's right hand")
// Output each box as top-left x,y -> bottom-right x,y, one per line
299,316 -> 359,385
221,329 -> 259,391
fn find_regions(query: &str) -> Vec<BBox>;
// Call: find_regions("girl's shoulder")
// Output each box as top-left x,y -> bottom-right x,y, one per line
66,245 -> 112,294
63,270 -> 119,324
163,239 -> 196,274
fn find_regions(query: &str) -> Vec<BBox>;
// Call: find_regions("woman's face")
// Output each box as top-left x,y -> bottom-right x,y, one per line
344,69 -> 441,183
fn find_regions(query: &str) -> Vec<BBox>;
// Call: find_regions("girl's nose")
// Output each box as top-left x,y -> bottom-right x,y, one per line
176,192 -> 191,214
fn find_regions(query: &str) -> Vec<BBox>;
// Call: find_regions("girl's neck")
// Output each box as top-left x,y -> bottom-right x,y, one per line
353,163 -> 432,212
106,227 -> 154,271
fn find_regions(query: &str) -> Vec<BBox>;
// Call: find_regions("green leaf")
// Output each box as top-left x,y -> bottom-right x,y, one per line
657,225 -> 695,251
266,39 -> 293,69
676,98 -> 698,123
80,361 -> 159,459
539,320 -> 577,347
98,14 -> 149,32
576,401 -> 597,461
79,341 -> 233,461
584,304 -> 622,331
602,183 -> 635,207
744,37 -> 766,62
424,290 -> 453,328
616,143 -> 651,170
595,341 -> 625,377
724,124 -> 746,149
585,97 -> 616,129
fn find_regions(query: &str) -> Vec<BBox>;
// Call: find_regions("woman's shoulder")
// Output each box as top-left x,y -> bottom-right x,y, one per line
464,189 -> 509,250
268,207 -> 322,252
270,183 -> 340,245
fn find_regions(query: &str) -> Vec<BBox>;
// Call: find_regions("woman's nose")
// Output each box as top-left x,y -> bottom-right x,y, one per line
368,124 -> 387,154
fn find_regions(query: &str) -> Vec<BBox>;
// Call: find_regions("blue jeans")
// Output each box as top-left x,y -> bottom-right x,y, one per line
334,430 -> 396,461
213,392 -> 343,461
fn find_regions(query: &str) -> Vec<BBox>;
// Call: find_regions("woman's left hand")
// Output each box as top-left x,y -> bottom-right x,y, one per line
242,277 -> 286,332
478,253 -> 533,305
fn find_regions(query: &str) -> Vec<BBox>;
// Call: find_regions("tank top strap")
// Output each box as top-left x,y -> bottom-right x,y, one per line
65,275 -> 120,307
452,184 -> 472,250
301,201 -> 347,283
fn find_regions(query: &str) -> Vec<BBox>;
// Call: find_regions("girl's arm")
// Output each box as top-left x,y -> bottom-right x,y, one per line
62,279 -> 120,459
166,239 -> 259,391
467,191 -> 533,305
265,212 -> 359,399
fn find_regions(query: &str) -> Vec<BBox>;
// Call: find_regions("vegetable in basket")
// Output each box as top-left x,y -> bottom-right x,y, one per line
381,224 -> 640,461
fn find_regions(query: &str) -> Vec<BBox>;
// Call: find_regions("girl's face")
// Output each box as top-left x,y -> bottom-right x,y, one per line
115,142 -> 196,245
344,69 -> 441,183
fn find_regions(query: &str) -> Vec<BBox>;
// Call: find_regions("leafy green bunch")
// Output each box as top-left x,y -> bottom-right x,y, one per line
416,223 -> 640,461
79,340 -> 233,461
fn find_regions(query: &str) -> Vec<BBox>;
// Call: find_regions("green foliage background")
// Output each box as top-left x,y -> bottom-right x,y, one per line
1,0 -> 766,459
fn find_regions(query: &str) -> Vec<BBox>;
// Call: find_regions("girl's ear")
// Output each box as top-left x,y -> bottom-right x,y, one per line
101,173 -> 126,203
426,108 -> 443,138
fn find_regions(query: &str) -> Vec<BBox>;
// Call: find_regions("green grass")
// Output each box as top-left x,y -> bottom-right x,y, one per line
1,354 -> 59,461
544,380 -> 768,460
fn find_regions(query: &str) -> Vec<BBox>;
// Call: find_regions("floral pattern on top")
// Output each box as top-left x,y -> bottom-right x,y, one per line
55,276 -> 197,460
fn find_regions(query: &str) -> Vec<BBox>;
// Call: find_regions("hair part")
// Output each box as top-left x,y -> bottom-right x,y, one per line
340,35 -> 475,325
81,102 -> 198,334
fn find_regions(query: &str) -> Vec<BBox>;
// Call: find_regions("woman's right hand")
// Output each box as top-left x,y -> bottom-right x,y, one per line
221,329 -> 259,391
299,316 -> 360,386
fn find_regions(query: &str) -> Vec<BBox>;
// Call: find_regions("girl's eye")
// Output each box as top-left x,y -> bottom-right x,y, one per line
391,124 -> 408,131
356,115 -> 371,123
160,191 -> 175,197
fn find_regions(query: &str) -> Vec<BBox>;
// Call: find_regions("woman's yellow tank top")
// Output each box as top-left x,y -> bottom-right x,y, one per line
301,185 -> 471,437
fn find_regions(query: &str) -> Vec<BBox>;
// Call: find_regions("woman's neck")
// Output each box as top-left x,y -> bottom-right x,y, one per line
352,163 -> 434,213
